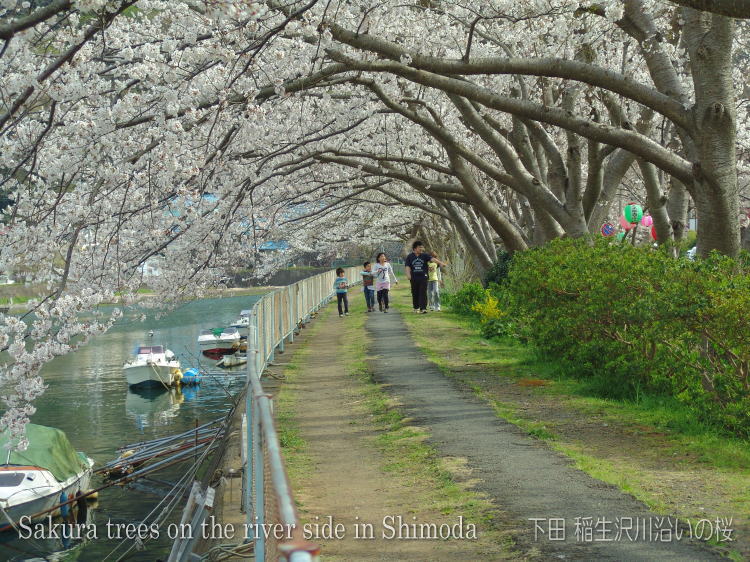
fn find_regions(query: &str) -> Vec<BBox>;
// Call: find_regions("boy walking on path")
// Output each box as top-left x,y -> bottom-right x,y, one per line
405,241 -> 447,313
334,268 -> 349,317
361,262 -> 376,312
373,252 -> 398,313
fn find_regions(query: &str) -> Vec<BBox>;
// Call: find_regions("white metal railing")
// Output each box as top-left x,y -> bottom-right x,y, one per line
243,266 -> 360,561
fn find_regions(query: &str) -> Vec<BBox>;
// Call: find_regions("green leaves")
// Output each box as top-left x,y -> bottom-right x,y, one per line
443,283 -> 485,316
457,240 -> 750,438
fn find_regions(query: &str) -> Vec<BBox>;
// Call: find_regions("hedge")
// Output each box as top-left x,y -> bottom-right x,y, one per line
455,239 -> 750,437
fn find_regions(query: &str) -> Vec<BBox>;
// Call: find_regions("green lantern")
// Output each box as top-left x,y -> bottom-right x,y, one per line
616,232 -> 626,242
624,203 -> 643,224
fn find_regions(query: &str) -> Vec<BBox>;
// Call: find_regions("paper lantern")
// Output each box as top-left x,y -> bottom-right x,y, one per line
619,215 -> 633,230
616,232 -> 627,242
624,203 -> 643,224
641,215 -> 653,227
601,223 -> 615,237
651,226 -> 657,240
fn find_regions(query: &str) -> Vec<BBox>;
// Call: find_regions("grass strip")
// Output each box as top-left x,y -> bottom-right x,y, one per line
276,293 -> 518,557
389,286 -> 747,560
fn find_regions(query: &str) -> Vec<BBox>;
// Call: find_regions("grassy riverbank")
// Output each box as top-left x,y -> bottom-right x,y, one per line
389,285 -> 748,560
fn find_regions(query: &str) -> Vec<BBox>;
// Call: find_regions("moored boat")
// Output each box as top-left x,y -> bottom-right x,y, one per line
0,425 -> 94,532
123,345 -> 181,388
229,310 -> 251,334
216,353 -> 248,368
198,327 -> 241,359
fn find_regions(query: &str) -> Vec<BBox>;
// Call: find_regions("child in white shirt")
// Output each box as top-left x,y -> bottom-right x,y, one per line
373,252 -> 398,313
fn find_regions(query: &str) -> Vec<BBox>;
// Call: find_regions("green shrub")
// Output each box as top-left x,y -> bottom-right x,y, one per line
443,282 -> 485,316
505,238 -> 750,437
484,251 -> 513,286
470,285 -> 516,339
446,240 -> 750,437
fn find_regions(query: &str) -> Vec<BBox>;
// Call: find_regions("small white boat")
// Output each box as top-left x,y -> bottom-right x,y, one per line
198,327 -> 241,358
216,353 -> 248,368
123,345 -> 181,388
0,425 -> 94,532
229,310 -> 252,333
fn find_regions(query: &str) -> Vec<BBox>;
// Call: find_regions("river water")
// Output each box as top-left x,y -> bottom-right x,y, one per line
0,293 -> 263,561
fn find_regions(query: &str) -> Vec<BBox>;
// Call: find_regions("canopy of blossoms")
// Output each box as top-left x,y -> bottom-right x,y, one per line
1,0 -> 748,442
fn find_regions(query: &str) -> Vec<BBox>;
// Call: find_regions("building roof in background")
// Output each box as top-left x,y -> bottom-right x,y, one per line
259,240 -> 290,251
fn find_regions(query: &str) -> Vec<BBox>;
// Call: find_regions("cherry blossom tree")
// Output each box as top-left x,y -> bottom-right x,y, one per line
1,0 -> 749,440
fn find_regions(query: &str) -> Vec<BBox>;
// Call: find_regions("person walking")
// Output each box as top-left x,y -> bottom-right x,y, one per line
373,252 -> 398,313
427,252 -> 443,311
405,241 -> 447,314
361,261 -> 376,312
333,267 -> 350,317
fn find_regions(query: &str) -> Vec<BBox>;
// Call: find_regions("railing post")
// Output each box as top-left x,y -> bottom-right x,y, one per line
303,281 -> 309,323
269,296 -> 276,363
253,394 -> 265,561
255,310 -> 262,387
287,286 -> 294,343
278,291 -> 285,353
245,320 -> 257,537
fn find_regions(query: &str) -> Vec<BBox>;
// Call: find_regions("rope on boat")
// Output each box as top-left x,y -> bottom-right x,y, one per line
148,360 -> 172,390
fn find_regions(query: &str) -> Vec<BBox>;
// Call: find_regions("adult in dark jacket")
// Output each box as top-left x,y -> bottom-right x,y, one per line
405,240 -> 447,313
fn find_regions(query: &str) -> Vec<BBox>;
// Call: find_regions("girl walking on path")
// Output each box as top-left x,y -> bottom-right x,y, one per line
373,253 -> 398,313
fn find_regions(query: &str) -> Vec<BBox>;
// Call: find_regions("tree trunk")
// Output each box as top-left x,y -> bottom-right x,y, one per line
450,155 -> 529,253
684,10 -> 740,257
638,160 -> 673,244
441,201 -> 495,271
667,178 -> 689,243
588,149 -> 636,231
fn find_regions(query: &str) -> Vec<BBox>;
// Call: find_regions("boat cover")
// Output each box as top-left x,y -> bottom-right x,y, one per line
0,424 -> 88,482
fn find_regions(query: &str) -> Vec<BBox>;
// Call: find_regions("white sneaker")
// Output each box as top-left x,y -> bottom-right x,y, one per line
340,314 -> 344,317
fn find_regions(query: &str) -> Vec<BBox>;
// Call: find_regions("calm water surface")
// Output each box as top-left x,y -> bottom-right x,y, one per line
1,294 -> 262,561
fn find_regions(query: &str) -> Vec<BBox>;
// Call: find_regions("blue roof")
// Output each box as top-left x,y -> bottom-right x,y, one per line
259,240 -> 290,251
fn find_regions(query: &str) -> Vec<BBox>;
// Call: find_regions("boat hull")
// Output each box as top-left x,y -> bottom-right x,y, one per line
0,463 -> 93,532
198,340 -> 238,350
200,341 -> 241,359
198,328 -> 242,359
124,364 -> 177,388
216,354 -> 248,368
229,323 -> 249,335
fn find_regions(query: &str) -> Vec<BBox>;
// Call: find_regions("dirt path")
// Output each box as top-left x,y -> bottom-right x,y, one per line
366,308 -> 724,561
287,307 -> 493,560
